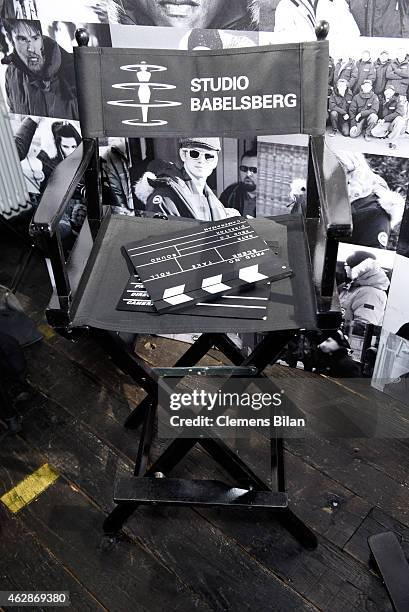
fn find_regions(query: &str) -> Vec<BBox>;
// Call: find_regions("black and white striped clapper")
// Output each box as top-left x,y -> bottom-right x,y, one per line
124,217 -> 291,313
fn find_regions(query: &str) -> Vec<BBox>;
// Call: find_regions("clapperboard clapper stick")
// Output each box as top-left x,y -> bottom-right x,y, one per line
123,217 -> 292,314
116,272 -> 272,320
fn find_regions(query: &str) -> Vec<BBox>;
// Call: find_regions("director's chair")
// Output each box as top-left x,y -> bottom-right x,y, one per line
30,23 -> 352,549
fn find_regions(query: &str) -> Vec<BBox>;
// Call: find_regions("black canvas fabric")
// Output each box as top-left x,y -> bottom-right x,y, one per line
74,42 -> 329,139
70,215 -> 317,334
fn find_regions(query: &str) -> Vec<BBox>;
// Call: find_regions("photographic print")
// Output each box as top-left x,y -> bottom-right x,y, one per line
107,0 -> 259,31
41,20 -> 112,52
109,23 -> 258,49
258,0 -> 409,39
0,18 -> 78,119
256,137 -> 308,217
326,38 -> 409,157
335,150 -> 408,249
372,327 -> 409,402
131,136 -> 258,220
0,0 -> 39,20
35,0 -> 108,24
396,198 -> 409,257
336,241 -> 395,359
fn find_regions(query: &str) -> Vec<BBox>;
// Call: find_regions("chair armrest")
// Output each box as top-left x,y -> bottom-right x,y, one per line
310,136 -> 352,239
29,139 -> 96,239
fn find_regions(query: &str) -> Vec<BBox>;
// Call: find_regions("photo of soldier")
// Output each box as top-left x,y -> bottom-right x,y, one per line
350,50 -> 375,96
107,0 -> 259,30
349,79 -> 379,141
0,19 -> 78,118
328,78 -> 353,137
371,85 -> 406,149
324,44 -> 409,153
333,57 -> 356,89
219,146 -> 257,217
373,51 -> 390,97
385,48 -> 409,97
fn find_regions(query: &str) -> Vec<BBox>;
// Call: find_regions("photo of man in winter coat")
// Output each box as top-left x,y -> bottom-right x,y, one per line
371,85 -> 407,149
385,49 -> 409,97
349,80 -> 379,141
348,0 -> 409,38
2,19 -> 78,119
350,50 -> 375,96
373,51 -> 390,96
328,78 -> 353,137
333,57 -> 356,89
139,138 -> 240,221
339,250 -> 390,330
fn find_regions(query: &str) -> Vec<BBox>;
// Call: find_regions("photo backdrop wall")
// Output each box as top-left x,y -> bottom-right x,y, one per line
1,0 -> 409,381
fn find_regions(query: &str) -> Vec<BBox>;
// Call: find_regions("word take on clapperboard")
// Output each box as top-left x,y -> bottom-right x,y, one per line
118,217 -> 292,316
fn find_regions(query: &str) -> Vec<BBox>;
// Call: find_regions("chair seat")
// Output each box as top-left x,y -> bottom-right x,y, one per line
114,477 -> 288,509
67,213 -> 338,334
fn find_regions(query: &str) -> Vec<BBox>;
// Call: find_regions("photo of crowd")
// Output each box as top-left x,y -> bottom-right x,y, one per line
328,46 -> 409,152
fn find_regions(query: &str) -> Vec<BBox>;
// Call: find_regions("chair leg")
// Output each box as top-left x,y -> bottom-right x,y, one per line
124,333 -> 216,430
104,438 -> 198,534
276,508 -> 318,550
199,437 -> 270,490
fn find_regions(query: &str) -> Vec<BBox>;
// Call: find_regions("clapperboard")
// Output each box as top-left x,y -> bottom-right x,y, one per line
123,218 -> 291,313
117,273 -> 271,320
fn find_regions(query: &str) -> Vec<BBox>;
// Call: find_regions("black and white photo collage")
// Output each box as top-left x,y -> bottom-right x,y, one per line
257,2 -> 409,382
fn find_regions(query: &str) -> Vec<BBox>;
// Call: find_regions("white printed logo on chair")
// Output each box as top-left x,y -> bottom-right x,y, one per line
108,62 -> 181,127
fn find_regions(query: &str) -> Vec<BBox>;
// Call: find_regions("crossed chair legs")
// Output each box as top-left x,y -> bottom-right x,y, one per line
98,330 -> 318,550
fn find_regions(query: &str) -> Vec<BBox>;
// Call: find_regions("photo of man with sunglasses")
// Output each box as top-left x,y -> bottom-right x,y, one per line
220,147 -> 257,217
144,137 -> 240,220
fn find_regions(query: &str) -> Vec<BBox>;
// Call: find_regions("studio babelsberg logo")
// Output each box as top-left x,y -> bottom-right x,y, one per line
108,61 -> 181,127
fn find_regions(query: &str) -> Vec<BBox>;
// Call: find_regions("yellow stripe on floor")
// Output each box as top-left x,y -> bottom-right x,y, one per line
37,323 -> 56,340
0,463 -> 59,514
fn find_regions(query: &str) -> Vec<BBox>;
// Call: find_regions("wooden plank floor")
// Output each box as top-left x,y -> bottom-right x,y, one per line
1,229 -> 409,612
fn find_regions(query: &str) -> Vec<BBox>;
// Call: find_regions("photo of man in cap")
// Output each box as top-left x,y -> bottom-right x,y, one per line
107,0 -> 259,30
220,147 -> 257,217
142,137 -> 240,220
339,250 -> 389,331
371,84 -> 406,149
2,19 -> 78,119
349,79 -> 379,141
